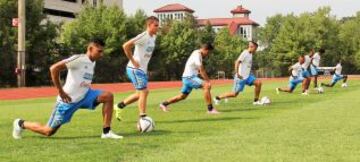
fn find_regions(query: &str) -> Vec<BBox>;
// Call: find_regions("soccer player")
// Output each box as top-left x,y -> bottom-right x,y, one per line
310,49 -> 325,88
321,61 -> 348,87
12,39 -> 123,139
114,16 -> 159,121
301,50 -> 313,95
159,43 -> 220,114
213,41 -> 264,105
276,56 -> 305,93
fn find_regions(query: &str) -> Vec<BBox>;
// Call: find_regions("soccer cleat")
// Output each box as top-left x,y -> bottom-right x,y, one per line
301,91 -> 309,96
159,103 -> 169,112
207,109 -> 220,114
213,97 -> 221,105
276,88 -> 280,94
113,105 -> 124,121
253,100 -> 264,106
341,83 -> 348,88
12,118 -> 23,139
101,130 -> 123,139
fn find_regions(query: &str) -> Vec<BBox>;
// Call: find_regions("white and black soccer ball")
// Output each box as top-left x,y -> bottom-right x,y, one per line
137,116 -> 155,133
317,87 -> 324,94
261,96 -> 271,105
341,83 -> 348,88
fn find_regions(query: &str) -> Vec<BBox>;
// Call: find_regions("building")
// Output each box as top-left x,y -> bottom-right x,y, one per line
43,0 -> 123,23
153,4 -> 259,41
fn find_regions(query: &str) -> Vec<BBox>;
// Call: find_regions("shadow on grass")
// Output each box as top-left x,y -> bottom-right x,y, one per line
158,116 -> 257,124
122,129 -> 172,137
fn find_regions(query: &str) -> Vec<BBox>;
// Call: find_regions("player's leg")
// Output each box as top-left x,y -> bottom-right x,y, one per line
160,78 -> 192,111
253,79 -> 262,102
138,88 -> 148,116
13,102 -> 75,139
160,93 -> 188,112
214,77 -> 243,104
311,65 -> 319,88
343,75 -> 348,83
202,80 -> 219,113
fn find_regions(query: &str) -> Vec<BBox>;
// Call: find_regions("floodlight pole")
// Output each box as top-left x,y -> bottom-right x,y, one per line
17,0 -> 26,87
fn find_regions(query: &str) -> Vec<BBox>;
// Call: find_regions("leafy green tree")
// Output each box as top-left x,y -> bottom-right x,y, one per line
61,4 -> 129,82
0,0 -> 58,87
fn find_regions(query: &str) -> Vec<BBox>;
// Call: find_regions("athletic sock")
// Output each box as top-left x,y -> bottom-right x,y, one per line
103,127 -> 111,134
207,104 -> 214,111
117,102 -> 126,109
18,119 -> 25,129
162,101 -> 170,106
254,98 -> 259,102
215,96 -> 220,100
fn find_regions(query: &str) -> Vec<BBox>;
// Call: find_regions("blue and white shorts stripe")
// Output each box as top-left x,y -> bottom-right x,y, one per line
181,76 -> 203,95
126,67 -> 148,90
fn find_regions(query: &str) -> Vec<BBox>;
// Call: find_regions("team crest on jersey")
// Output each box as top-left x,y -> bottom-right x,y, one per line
83,73 -> 93,80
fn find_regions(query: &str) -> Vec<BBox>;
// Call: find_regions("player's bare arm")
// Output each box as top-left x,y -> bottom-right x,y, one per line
123,39 -> 140,68
50,61 -> 71,103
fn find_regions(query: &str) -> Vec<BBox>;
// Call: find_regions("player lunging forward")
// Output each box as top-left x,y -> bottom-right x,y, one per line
321,61 -> 348,87
12,39 -> 122,139
213,41 -> 264,105
114,16 -> 159,121
159,43 -> 220,114
276,56 -> 305,93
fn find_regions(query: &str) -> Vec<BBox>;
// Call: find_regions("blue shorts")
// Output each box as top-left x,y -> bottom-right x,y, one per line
289,76 -> 304,91
310,65 -> 319,76
332,74 -> 343,84
233,74 -> 256,94
302,69 -> 311,78
126,67 -> 148,90
47,89 -> 103,129
181,76 -> 203,95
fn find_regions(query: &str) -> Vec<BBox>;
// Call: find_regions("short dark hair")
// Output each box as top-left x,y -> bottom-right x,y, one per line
90,38 -> 105,47
249,41 -> 258,47
146,16 -> 159,25
201,43 -> 214,51
319,48 -> 325,54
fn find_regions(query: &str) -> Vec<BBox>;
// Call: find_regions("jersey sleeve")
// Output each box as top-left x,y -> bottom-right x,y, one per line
194,52 -> 203,67
132,32 -> 147,45
237,51 -> 246,62
64,55 -> 82,69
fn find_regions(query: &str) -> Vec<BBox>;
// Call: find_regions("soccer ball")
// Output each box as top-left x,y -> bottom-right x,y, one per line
260,96 -> 271,105
137,116 -> 155,133
341,83 -> 348,88
317,87 -> 324,93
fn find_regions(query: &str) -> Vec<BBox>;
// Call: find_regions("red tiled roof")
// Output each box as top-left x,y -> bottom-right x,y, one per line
197,18 -> 259,27
231,5 -> 251,14
154,3 -> 195,13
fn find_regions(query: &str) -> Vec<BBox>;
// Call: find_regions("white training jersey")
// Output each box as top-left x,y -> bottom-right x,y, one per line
57,54 -> 95,103
302,55 -> 311,69
237,50 -> 253,79
335,63 -> 342,75
291,62 -> 302,77
127,31 -> 156,73
312,52 -> 321,67
182,50 -> 203,77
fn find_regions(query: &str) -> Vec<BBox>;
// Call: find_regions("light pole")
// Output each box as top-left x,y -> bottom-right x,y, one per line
17,0 -> 26,87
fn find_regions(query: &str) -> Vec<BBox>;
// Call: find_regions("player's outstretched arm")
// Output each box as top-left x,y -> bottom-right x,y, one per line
199,65 -> 210,82
49,61 -> 71,103
122,39 -> 139,68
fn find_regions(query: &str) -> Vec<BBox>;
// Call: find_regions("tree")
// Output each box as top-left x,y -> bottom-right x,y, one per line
61,4 -> 130,82
0,0 -> 58,87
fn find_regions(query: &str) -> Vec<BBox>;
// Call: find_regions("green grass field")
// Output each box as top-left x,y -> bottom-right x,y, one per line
1,79 -> 360,162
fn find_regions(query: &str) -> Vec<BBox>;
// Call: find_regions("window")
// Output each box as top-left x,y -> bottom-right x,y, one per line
63,0 -> 77,2
43,8 -> 75,18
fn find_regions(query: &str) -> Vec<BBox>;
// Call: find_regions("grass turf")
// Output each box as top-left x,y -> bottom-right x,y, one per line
1,79 -> 360,162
